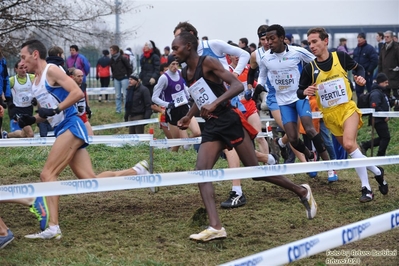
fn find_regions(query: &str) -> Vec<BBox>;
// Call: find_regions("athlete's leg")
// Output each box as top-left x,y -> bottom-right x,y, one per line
196,141 -> 225,229
41,130 -> 83,227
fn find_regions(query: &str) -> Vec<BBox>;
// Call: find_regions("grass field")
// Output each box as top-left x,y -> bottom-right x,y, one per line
0,101 -> 398,266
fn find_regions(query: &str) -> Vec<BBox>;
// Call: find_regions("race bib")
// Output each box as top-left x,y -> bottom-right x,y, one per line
318,78 -> 349,108
188,77 -> 217,109
171,90 -> 188,107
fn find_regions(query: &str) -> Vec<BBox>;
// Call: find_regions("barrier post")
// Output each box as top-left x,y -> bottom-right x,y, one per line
149,127 -> 154,174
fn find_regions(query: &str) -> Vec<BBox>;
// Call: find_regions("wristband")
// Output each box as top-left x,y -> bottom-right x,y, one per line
55,106 -> 61,114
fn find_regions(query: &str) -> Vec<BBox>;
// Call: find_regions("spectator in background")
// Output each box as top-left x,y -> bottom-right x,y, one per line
150,40 -> 161,58
66,45 -> 90,83
96,49 -> 111,102
249,43 -> 257,53
124,73 -> 152,134
376,32 -> 385,54
139,41 -> 160,96
202,36 -> 208,40
360,73 -> 391,156
284,33 -> 300,46
378,30 -> 399,104
238,37 -> 251,54
160,46 -> 170,65
110,45 -> 133,113
393,35 -> 398,42
124,47 -> 137,74
353,32 -> 378,98
46,46 -> 68,72
70,68 -> 93,135
337,38 -> 352,54
301,40 -> 311,51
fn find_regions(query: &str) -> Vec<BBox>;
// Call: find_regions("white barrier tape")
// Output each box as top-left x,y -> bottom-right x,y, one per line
220,209 -> 399,266
0,134 -> 153,147
373,111 -> 399,118
91,118 -> 159,131
149,132 -> 273,148
360,108 -> 375,115
1,155 -> 399,200
87,87 -> 115,95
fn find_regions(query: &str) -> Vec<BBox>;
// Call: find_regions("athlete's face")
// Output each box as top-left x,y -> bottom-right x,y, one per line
72,70 -> 84,85
259,36 -> 268,50
171,37 -> 189,63
229,55 -> 239,65
19,46 -> 37,74
266,30 -> 284,53
168,61 -> 179,72
308,33 -> 328,57
15,62 -> 26,77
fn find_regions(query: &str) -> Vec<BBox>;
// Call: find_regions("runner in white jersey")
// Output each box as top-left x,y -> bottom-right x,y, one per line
10,40 -> 155,240
5,59 -> 35,138
249,25 -> 308,166
174,22 -> 252,207
258,24 -> 337,181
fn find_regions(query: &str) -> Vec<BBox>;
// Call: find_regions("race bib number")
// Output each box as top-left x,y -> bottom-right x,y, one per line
188,78 -> 217,109
171,90 -> 188,107
271,70 -> 297,91
318,78 -> 349,108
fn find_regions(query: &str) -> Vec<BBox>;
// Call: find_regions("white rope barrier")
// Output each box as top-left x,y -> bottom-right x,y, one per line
1,155 -> 398,200
86,87 -> 115,95
220,210 -> 399,266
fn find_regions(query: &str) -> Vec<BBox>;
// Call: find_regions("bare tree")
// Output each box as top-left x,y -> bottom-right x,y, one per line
0,0 -> 153,55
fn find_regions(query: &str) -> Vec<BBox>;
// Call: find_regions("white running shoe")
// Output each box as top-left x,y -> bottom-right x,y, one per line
133,160 -> 159,193
189,227 -> 227,242
25,227 -> 62,240
300,184 -> 317,219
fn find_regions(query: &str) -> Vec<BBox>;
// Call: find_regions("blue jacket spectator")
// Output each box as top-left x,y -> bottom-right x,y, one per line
66,45 -> 91,83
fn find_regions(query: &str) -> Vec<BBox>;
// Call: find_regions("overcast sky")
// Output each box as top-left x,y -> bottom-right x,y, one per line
108,0 -> 399,53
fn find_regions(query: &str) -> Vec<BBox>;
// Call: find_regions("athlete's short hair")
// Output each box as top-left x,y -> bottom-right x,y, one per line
14,59 -> 21,69
257,24 -> 268,38
266,24 -> 286,38
307,27 -> 329,40
174,22 -> 199,39
176,31 -> 199,51
21,40 -> 47,60
48,46 -> 64,57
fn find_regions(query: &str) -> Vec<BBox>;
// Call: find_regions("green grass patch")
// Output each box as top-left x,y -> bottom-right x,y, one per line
0,102 -> 398,265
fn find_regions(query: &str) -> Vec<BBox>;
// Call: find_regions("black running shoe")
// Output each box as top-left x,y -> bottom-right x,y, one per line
374,167 -> 388,195
275,138 -> 288,160
220,191 -> 247,208
359,187 -> 374,203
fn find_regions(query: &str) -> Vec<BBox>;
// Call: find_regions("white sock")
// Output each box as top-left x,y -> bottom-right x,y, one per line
349,149 -> 371,190
278,138 -> 286,148
232,186 -> 242,196
49,225 -> 60,232
267,154 -> 276,165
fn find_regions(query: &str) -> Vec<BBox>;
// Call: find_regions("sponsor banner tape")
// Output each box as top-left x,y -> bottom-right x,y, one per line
1,155 -> 399,200
220,209 -> 399,266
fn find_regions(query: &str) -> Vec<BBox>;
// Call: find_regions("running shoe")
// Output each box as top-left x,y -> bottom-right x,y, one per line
374,167 -> 388,195
275,138 -> 288,160
134,160 -> 159,193
300,184 -> 317,219
359,187 -> 374,203
2,131 -> 7,139
189,227 -> 227,242
307,172 -> 318,178
0,229 -> 14,249
25,227 -> 62,240
327,170 -> 339,183
29,196 -> 49,231
220,191 -> 247,208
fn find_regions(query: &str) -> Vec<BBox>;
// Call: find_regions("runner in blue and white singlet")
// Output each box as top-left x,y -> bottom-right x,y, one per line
258,24 -> 333,172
